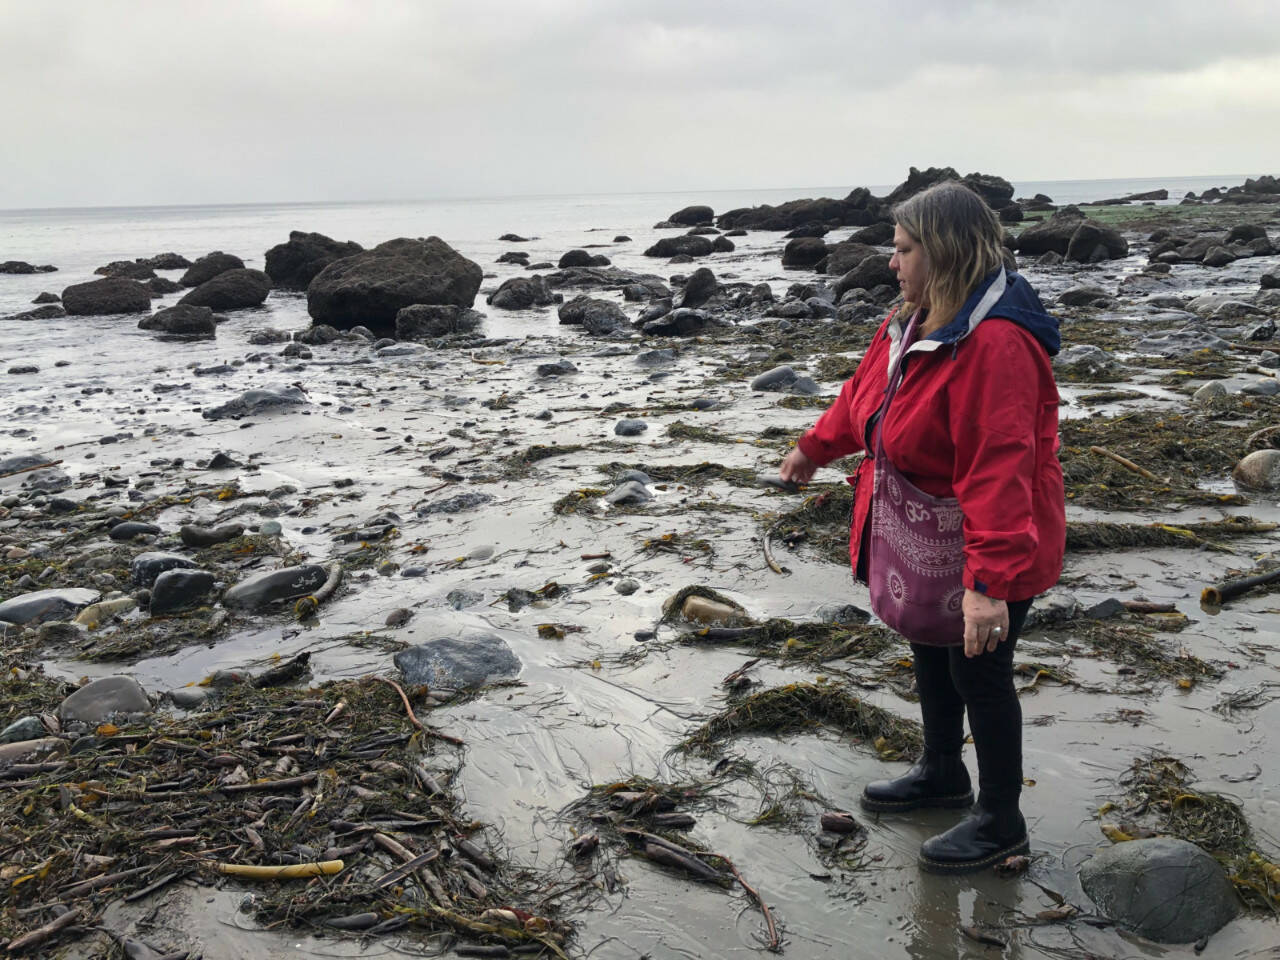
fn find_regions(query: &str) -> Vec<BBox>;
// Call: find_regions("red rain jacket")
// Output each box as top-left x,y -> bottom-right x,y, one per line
797,308 -> 1065,603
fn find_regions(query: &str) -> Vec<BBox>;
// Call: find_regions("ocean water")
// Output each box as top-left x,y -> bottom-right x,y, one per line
0,173 -> 1245,317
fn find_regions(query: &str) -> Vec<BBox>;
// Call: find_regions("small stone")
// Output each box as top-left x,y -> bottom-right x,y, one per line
386,608 -> 413,627
1084,597 -> 1126,620
222,564 -> 328,610
615,579 -> 640,596
1192,381 -> 1229,403
377,561 -> 399,576
537,359 -> 578,377
0,716 -> 47,745
259,520 -> 282,536
394,634 -> 522,689
109,521 -> 161,541
131,552 -> 198,587
750,365 -> 798,392
467,545 -> 495,561
59,676 -> 151,724
401,566 -> 428,578
179,522 -> 245,547
614,419 -> 648,437
168,687 -> 209,709
605,481 -> 651,505
1232,450 -> 1280,492
446,589 -> 483,610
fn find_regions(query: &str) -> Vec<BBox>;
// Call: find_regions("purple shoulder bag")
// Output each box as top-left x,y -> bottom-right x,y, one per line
867,312 -> 968,646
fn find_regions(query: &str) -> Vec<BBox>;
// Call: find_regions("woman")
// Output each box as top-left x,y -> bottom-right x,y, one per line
779,180 -> 1065,873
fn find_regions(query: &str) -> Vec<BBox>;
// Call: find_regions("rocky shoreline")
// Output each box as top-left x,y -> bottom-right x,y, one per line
2,168 -> 1280,957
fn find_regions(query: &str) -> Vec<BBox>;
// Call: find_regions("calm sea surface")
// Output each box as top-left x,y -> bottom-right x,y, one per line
0,174 -> 1245,316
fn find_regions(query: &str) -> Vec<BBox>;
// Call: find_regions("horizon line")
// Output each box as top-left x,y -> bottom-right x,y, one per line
0,172 -> 1251,217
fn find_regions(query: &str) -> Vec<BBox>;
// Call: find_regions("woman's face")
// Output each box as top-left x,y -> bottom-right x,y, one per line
890,225 -> 929,306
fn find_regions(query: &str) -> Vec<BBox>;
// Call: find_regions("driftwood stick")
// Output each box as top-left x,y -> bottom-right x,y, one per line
60,864 -> 153,897
214,859 -> 343,879
1088,446 -> 1158,481
1121,600 -> 1177,613
712,851 -> 781,952
371,676 -> 465,746
762,520 -> 790,576
0,459 -> 63,480
5,906 -> 81,953
1202,567 -> 1280,606
218,771 -> 318,793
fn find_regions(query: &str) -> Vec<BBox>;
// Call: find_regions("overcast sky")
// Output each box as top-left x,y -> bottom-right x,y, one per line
2,0 -> 1277,208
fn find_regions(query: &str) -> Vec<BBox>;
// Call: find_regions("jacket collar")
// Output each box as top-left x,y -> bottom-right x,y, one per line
885,268 -> 1009,371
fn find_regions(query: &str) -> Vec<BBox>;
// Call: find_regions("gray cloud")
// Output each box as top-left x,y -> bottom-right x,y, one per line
1,0 -> 1276,206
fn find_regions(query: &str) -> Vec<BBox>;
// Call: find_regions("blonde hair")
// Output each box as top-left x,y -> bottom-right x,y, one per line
894,181 -> 1006,329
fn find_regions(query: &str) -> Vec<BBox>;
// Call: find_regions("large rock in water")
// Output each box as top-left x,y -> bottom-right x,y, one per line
1016,207 -> 1128,261
307,237 -> 482,332
557,296 -> 629,335
1079,837 -> 1239,943
264,231 -> 363,289
181,251 -> 245,287
179,268 -> 271,310
486,275 -> 560,310
394,634 -> 522,690
0,588 -> 99,626
643,235 -> 713,259
61,278 -> 152,316
667,204 -> 714,226
137,304 -> 220,338
222,564 -> 328,610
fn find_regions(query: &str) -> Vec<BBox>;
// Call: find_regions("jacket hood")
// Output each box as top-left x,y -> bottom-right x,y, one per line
928,268 -> 1060,357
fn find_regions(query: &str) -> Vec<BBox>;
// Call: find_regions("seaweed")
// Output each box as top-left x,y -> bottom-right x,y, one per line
677,618 -> 897,665
0,664 -> 571,954
665,421 -> 739,444
677,681 -> 923,761
1064,517 -> 1276,552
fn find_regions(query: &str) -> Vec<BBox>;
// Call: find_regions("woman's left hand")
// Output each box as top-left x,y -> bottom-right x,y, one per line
962,589 -> 1009,658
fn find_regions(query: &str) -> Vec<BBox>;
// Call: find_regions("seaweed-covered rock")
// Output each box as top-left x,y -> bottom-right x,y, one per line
557,249 -> 594,269
394,634 -> 522,689
264,231 -> 362,289
307,237 -> 482,331
181,251 -> 245,287
61,278 -> 152,316
1079,837 -> 1238,943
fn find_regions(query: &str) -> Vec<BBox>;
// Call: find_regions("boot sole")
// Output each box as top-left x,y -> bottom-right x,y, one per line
917,835 -> 1030,874
859,790 -> 975,813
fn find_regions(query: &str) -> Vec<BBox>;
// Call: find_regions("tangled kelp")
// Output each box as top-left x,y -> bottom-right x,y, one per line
1059,403 -> 1278,509
1028,616 -> 1222,685
598,460 -> 761,490
0,668 -> 570,956
677,618 -> 896,665
678,681 -> 923,761
1106,756 -> 1280,911
1064,517 -> 1277,552
500,444 -> 587,477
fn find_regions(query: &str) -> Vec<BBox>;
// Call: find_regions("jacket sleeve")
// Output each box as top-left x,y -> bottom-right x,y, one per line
948,325 -> 1047,600
796,370 -> 864,466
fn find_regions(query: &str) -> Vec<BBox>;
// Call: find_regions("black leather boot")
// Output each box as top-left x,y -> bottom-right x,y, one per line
918,798 -> 1029,873
860,750 -> 974,813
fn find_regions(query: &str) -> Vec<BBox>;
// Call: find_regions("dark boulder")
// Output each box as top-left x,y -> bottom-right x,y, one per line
61,278 -> 152,316
1201,245 -> 1237,268
821,241 -> 881,277
6,305 -> 66,321
557,296 -> 629,335
1226,224 -> 1268,244
95,260 -> 156,280
499,233 -> 529,242
131,552 -> 198,587
150,569 -> 217,615
307,237 -> 482,332
138,304 -> 220,338
32,292 -> 60,304
710,235 -> 735,253
486,275 -> 560,310
179,268 -> 272,310
148,276 -> 183,295
395,304 -> 485,340
782,237 -> 828,269
883,166 -> 962,205
998,204 -> 1024,223
558,249 -> 595,269
496,251 -> 529,265
644,235 -> 713,259
264,231 -> 362,290
394,634 -> 521,689
834,255 -> 895,297
202,385 -> 309,420
674,267 -> 717,309
1243,175 -> 1280,194
784,222 -> 829,239
667,205 -> 714,226
641,308 -> 715,337
1,261 -> 39,274
139,252 -> 192,269
1065,222 -> 1129,262
961,172 -> 1016,206
181,251 -> 245,287
848,222 -> 895,245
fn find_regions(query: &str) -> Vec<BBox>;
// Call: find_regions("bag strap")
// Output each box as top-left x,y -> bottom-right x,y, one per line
873,310 -> 920,460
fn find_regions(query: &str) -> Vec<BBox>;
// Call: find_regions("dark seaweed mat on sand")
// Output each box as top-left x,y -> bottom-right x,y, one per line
0,667 -> 569,955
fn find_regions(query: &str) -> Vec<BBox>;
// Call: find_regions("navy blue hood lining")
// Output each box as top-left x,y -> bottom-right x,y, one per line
925,269 -> 1060,357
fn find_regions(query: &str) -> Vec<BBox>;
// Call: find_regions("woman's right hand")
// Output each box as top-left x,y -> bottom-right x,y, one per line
780,445 -> 818,485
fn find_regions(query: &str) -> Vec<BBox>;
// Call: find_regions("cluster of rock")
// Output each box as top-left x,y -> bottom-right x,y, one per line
1,260 -> 57,274
1185,174 -> 1280,205
1147,223 -> 1273,268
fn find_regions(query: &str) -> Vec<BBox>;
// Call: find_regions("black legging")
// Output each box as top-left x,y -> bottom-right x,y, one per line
910,597 -> 1033,809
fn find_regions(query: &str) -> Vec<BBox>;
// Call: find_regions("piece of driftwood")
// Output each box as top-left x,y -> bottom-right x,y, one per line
1089,445 -> 1158,480
5,906 -> 81,953
0,459 -> 63,480
213,859 -> 343,879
